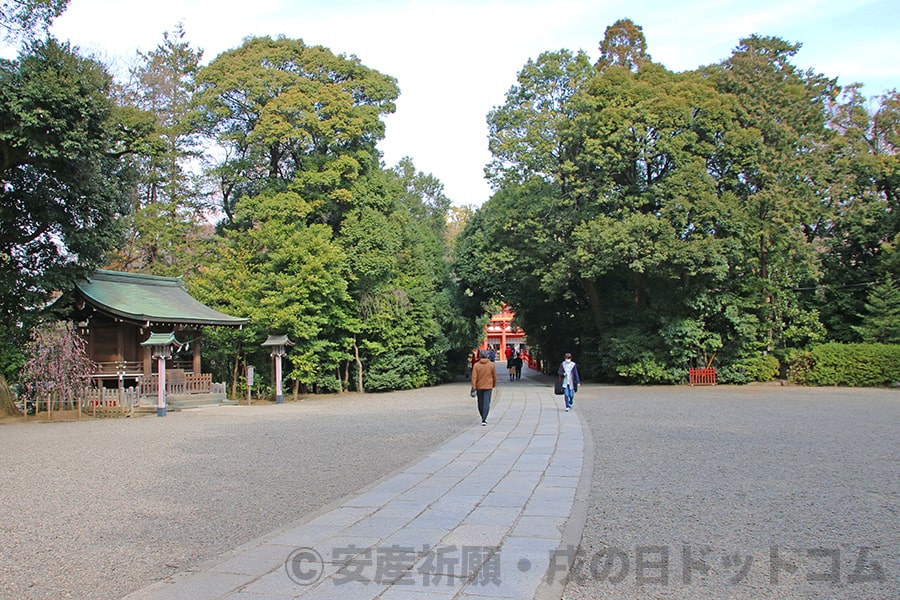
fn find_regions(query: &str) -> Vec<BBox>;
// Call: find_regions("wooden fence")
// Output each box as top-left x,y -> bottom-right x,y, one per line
689,368 -> 717,385
80,386 -> 140,416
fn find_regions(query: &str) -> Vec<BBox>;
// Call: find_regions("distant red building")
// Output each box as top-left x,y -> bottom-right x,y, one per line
480,303 -> 526,353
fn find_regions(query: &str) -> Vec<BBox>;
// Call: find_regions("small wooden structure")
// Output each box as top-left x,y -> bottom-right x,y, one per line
70,270 -> 248,407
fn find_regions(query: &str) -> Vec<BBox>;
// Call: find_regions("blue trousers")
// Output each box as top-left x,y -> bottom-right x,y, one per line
564,386 -> 575,409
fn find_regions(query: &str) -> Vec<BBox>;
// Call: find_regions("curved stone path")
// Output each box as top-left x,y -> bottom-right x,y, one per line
123,376 -> 587,599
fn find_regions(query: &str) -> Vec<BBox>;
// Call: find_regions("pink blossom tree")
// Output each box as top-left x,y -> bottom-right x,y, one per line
20,321 -> 95,412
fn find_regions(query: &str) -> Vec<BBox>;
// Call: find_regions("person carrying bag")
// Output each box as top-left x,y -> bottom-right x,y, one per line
471,349 -> 497,425
557,352 -> 580,412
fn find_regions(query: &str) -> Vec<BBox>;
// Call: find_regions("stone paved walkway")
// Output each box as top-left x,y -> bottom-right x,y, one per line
123,377 -> 588,599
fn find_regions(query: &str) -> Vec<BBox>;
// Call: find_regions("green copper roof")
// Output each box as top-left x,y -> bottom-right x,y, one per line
76,270 -> 249,327
140,332 -> 180,347
261,334 -> 294,347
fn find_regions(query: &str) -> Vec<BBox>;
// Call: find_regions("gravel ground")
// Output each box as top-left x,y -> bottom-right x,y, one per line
3,381 -> 897,600
0,383 -> 476,599
562,383 -> 899,600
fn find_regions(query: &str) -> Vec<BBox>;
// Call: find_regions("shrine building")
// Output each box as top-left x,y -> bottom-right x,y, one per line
480,303 -> 527,353
70,270 -> 248,404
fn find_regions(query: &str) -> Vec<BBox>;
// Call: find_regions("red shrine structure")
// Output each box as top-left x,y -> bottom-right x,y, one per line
480,303 -> 527,355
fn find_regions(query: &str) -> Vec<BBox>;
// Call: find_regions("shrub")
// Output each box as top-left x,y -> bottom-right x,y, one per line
314,375 -> 343,394
734,353 -> 780,382
616,358 -> 684,385
784,349 -> 815,385
365,353 -> 428,392
787,343 -> 900,387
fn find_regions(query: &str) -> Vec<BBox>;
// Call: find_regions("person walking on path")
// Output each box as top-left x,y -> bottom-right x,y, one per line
471,349 -> 497,425
557,352 -> 580,412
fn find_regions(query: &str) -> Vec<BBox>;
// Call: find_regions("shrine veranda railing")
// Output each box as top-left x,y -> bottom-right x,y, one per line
86,367 -> 220,398
138,372 -> 213,396
89,359 -> 214,395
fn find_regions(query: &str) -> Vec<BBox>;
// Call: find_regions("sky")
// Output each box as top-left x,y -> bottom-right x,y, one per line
24,0 -> 900,206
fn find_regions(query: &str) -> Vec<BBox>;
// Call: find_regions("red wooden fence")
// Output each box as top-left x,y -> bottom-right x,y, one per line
689,368 -> 717,385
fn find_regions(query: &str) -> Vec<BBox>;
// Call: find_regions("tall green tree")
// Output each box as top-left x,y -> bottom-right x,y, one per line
0,38 -> 150,377
473,48 -> 595,367
193,35 -> 398,226
713,35 -> 836,352
816,87 -> 900,340
472,32 -> 756,380
191,37 -> 475,393
340,160 -> 466,391
190,190 -> 355,395
111,24 -> 208,276
572,65 -> 750,378
464,24 -> 844,382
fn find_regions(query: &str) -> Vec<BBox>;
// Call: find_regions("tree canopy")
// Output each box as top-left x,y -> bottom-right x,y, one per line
193,36 -> 399,227
1,15 -> 896,392
0,38 -> 148,348
186,36 -> 469,394
0,0 -> 69,43
461,19 -> 900,383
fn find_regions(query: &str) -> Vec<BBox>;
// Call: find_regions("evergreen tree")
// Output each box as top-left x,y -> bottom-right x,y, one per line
0,38 -> 150,377
110,24 -> 209,276
817,88 -> 900,340
853,275 -> 900,344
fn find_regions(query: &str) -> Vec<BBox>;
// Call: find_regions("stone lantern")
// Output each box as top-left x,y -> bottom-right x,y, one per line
261,334 -> 294,404
141,332 -> 181,416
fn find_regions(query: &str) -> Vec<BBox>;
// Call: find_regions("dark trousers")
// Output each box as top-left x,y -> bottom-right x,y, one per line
476,389 -> 492,422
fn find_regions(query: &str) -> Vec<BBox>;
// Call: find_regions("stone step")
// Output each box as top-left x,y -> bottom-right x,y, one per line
138,393 -> 234,410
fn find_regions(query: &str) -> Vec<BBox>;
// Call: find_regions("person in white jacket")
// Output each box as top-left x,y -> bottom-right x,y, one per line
557,353 -> 581,412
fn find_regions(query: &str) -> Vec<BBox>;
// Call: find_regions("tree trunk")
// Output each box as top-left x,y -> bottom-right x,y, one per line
760,234 -> 775,350
230,353 -> 240,400
343,361 -> 350,391
581,277 -> 605,339
353,339 -> 365,393
0,374 -> 17,416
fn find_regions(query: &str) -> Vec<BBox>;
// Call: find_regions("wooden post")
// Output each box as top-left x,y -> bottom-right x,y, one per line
192,337 -> 201,374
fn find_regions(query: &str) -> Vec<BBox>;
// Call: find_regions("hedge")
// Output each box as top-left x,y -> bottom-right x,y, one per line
787,343 -> 900,387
